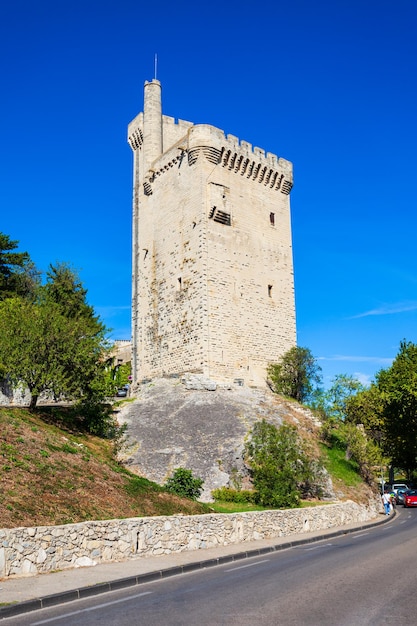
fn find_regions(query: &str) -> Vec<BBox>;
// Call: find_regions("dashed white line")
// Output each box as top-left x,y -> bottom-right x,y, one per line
304,543 -> 333,551
31,591 -> 152,625
226,559 -> 269,572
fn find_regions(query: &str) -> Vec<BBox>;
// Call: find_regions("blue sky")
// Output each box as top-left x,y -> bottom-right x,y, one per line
1,0 -> 416,389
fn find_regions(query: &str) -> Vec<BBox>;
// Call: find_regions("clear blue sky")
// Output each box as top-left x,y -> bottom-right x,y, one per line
1,0 -> 416,389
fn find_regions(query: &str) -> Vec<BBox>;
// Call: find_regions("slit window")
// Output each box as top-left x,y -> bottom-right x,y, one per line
178,277 -> 182,290
269,212 -> 275,226
268,285 -> 273,298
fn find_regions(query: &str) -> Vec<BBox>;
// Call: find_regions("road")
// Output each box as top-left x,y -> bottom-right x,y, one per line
4,509 -> 417,626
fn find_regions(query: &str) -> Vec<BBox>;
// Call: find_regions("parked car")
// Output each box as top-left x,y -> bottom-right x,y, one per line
392,483 -> 408,494
395,488 -> 408,505
403,489 -> 417,507
115,388 -> 127,397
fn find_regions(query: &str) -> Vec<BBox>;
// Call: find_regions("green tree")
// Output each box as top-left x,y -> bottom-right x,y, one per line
376,340 -> 417,478
245,419 -> 318,508
164,468 -> 204,500
342,422 -> 385,485
113,362 -> 131,390
0,296 -> 110,412
44,263 -> 98,322
0,232 -> 40,300
344,384 -> 385,443
324,374 -> 364,421
267,346 -> 322,403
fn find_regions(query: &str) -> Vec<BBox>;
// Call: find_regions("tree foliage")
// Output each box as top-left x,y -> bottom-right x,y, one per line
245,420 -> 320,508
164,468 -> 204,500
267,346 -> 322,403
0,232 -> 40,301
342,422 -> 385,485
323,342 -> 417,481
324,374 -> 364,421
375,340 -> 417,478
0,294 -> 110,412
344,384 -> 385,441
0,257 -> 112,421
44,262 -> 99,323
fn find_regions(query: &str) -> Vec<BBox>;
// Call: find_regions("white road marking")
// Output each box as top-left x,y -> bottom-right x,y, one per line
31,591 -> 152,625
226,559 -> 269,572
304,543 -> 333,551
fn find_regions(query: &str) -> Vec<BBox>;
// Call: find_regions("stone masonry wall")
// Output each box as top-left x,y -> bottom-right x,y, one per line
130,119 -> 296,387
0,500 -> 381,579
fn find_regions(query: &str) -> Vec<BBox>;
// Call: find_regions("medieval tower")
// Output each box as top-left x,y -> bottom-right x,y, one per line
128,79 -> 296,388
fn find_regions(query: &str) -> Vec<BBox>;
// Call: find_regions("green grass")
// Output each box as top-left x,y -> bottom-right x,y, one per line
209,501 -> 270,513
299,500 -> 332,508
319,442 -> 362,487
209,499 -> 331,513
124,475 -> 163,496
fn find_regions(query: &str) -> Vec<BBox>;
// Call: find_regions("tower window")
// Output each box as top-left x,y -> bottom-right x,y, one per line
178,277 -> 182,290
209,206 -> 231,226
270,212 -> 275,226
268,285 -> 273,298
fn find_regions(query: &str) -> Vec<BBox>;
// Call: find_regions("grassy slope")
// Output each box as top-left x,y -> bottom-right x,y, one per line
0,405 -> 374,529
0,407 -> 209,529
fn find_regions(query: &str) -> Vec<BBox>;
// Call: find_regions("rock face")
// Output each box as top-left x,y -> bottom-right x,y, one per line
117,377 -> 330,502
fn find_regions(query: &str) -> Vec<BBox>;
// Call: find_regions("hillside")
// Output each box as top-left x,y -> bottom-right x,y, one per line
118,377 -> 374,504
0,381 -> 376,530
0,406 -> 208,529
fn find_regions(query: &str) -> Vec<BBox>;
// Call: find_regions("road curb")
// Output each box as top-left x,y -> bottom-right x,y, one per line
0,512 -> 395,620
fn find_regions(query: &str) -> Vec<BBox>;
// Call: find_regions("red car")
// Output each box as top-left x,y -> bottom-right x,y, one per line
403,489 -> 417,507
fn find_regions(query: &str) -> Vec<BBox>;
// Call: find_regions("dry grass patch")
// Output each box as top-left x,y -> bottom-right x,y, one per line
0,407 -> 208,529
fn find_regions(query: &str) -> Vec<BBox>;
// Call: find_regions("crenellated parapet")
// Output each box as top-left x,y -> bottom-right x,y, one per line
162,115 -> 194,133
186,125 -> 293,194
128,114 -> 193,152
141,122 -> 293,196
220,147 -> 292,193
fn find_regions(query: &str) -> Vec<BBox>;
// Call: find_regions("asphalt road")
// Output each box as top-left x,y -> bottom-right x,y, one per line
4,508 -> 416,626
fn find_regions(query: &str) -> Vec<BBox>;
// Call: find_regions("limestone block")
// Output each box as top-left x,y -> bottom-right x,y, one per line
74,556 -> 96,568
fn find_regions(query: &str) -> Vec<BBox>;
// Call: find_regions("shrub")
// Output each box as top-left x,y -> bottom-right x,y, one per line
211,486 -> 256,503
164,467 -> 204,500
245,419 -> 319,508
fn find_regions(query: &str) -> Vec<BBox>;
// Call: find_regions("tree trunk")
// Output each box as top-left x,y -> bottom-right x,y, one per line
29,394 -> 38,410
389,465 -> 394,484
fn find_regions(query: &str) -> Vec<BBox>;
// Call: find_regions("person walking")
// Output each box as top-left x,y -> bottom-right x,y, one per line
382,490 -> 392,515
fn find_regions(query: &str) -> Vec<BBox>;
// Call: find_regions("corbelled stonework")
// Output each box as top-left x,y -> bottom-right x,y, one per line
128,80 -> 296,388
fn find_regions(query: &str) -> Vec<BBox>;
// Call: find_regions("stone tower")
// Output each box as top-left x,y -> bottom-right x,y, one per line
128,80 -> 296,388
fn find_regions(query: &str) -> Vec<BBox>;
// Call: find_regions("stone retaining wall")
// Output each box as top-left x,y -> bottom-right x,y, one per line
0,499 -> 381,579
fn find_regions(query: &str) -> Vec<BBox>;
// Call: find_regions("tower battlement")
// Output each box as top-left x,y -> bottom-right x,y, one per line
129,119 -> 293,198
128,114 -> 292,182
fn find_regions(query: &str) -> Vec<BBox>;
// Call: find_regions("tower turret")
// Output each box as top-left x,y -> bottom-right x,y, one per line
143,79 -> 162,173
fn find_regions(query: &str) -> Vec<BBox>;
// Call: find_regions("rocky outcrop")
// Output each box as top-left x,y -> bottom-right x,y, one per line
117,376 -> 332,501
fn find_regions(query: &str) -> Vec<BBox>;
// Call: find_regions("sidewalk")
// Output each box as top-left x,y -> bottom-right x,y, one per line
0,512 -> 393,620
